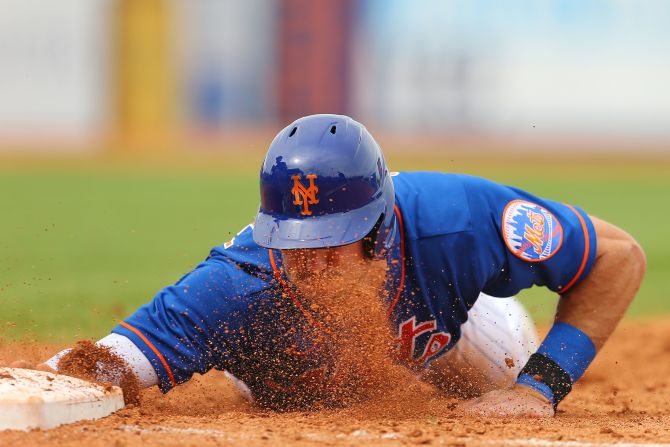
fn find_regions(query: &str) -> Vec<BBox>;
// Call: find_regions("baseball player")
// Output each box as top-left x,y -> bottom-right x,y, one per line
28,114 -> 645,416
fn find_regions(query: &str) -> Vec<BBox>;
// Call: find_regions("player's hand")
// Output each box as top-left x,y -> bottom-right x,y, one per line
457,385 -> 554,417
9,360 -> 56,374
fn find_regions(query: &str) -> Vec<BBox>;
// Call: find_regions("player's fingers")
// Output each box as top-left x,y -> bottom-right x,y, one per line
456,389 -> 507,409
457,389 -> 554,417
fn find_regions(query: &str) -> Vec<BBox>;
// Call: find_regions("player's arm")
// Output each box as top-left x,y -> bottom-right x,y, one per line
555,216 -> 646,349
461,215 -> 646,416
13,253 -> 252,394
12,224 -> 267,394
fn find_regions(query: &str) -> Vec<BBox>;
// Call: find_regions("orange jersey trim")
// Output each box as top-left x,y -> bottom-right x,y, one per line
559,205 -> 592,294
119,321 -> 177,387
387,205 -> 406,317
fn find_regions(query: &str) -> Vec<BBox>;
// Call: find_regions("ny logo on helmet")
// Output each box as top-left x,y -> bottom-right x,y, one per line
291,174 -> 319,215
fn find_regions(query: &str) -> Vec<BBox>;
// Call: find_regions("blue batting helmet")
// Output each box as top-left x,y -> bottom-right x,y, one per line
252,114 -> 396,255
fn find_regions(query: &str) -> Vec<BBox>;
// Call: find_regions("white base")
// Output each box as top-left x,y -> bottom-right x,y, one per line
0,367 -> 125,431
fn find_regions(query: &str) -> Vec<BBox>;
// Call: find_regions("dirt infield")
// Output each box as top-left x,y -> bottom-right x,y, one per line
1,318 -> 669,447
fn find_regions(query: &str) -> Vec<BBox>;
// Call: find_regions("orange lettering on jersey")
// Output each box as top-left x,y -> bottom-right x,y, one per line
396,317 -> 436,362
417,332 -> 451,364
524,210 -> 546,254
291,174 -> 320,215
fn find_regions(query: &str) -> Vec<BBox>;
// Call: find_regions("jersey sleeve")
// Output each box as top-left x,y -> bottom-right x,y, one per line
111,247 -> 271,393
462,175 -> 597,297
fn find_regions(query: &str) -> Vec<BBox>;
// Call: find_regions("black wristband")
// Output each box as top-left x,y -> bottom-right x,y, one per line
518,353 -> 572,410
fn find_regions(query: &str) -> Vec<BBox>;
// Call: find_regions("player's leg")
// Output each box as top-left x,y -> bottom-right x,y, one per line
421,293 -> 538,398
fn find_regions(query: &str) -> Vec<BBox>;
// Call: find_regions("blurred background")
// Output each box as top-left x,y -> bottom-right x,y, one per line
1,0 -> 668,341
2,0 -> 670,150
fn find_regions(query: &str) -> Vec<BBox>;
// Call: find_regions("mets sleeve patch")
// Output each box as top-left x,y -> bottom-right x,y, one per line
502,200 -> 564,262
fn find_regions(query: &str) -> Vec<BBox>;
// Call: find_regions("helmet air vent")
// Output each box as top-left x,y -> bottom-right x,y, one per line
289,126 -> 298,137
330,125 -> 337,134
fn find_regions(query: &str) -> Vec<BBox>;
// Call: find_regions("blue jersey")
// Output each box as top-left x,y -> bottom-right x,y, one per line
112,172 -> 596,408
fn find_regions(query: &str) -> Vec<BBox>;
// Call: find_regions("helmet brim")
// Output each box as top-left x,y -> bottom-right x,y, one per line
252,199 -> 384,249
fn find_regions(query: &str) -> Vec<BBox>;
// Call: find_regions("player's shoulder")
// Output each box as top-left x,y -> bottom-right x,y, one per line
188,223 -> 275,297
392,171 -> 498,193
393,171 -> 514,207
392,171 -> 531,237
391,171 -> 480,238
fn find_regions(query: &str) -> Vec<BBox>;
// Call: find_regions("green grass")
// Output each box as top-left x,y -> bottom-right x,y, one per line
1,156 -> 668,341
